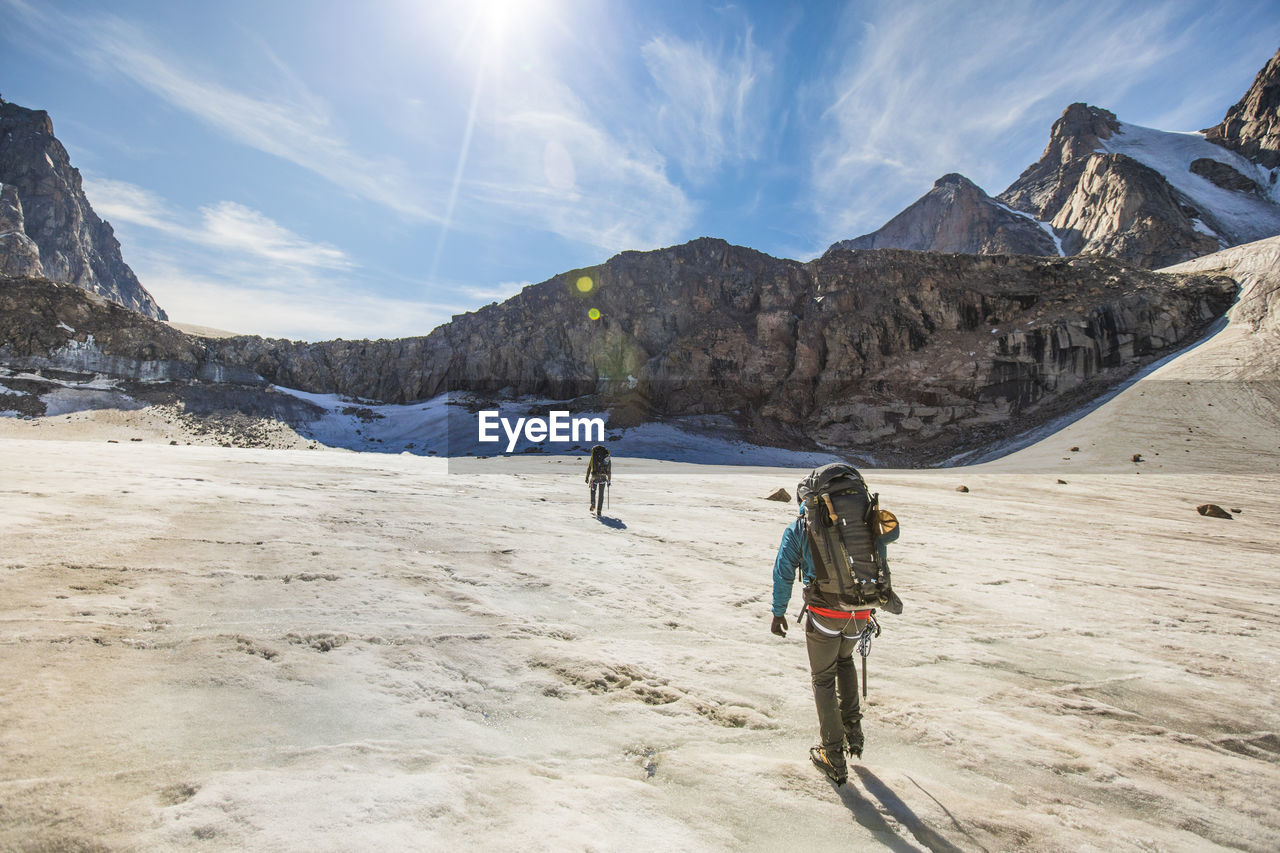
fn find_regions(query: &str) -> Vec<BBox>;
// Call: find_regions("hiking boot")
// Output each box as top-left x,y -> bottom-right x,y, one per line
809,745 -> 847,785
845,721 -> 864,759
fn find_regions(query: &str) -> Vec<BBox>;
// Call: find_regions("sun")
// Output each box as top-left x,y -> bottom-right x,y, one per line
479,0 -> 546,44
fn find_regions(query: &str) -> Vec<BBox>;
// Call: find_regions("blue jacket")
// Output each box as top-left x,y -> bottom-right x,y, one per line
772,513 -> 815,617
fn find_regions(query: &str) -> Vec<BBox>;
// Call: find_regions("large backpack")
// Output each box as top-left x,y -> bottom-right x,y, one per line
589,445 -> 611,481
797,463 -> 897,608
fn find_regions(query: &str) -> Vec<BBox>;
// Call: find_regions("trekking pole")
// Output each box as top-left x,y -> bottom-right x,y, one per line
607,481 -> 611,509
856,615 -> 881,699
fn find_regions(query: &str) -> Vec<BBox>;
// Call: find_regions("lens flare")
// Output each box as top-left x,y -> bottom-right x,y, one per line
576,276 -> 594,293
588,307 -> 601,320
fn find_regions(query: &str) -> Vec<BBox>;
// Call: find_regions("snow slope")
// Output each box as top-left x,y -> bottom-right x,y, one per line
1099,122 -> 1280,245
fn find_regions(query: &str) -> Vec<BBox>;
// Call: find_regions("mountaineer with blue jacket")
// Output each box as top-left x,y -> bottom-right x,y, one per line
771,504 -> 867,786
771,464 -> 902,787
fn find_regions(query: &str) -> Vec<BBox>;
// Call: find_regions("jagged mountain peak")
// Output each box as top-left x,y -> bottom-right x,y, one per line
829,170 -> 1060,257
934,172 -> 977,188
996,103 -> 1120,219
0,96 -> 165,320
1203,46 -> 1280,169
1045,103 -> 1120,161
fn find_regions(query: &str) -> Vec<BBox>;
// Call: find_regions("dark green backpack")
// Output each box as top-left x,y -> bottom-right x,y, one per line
797,463 -> 898,610
589,444 -> 611,481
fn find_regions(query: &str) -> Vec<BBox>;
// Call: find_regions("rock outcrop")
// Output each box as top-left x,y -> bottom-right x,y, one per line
1043,152 -> 1220,268
1189,157 -> 1262,193
1,238 -> 1239,463
998,103 -> 1121,219
831,174 -> 1060,257
0,98 -> 165,320
0,184 -> 44,277
1203,46 -> 1280,170
0,275 -> 226,381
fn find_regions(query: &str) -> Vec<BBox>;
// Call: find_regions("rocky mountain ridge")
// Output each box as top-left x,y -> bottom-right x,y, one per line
839,47 -> 1280,270
1,53 -> 1274,461
1203,46 -> 1280,169
1,239 -> 1238,462
0,98 -> 165,320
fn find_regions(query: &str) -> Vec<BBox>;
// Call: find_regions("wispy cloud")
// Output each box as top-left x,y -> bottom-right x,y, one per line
641,29 -> 771,180
199,203 -> 352,270
84,178 -> 351,271
459,21 -> 698,257
82,176 -> 451,340
471,99 -> 695,256
808,0 -> 1196,249
3,0 -> 438,221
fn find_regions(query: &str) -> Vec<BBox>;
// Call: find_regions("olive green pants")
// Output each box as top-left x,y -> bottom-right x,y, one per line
805,612 -> 866,766
589,479 -> 607,512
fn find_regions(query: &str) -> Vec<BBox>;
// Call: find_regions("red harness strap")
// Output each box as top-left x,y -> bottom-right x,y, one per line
808,606 -> 871,620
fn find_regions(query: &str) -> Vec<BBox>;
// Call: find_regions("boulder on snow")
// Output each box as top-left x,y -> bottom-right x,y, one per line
1197,504 -> 1233,519
765,488 -> 792,502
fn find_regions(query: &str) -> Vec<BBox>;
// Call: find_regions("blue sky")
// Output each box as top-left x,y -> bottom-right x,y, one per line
2,0 -> 1277,341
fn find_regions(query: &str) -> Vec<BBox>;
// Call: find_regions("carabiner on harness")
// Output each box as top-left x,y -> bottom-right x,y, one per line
856,614 -> 881,659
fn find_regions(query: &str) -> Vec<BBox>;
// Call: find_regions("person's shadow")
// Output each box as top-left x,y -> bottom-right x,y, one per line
827,767 -> 983,853
596,515 -> 627,530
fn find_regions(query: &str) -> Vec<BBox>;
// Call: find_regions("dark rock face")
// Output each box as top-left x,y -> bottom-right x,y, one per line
832,174 -> 1060,257
1189,158 -> 1261,193
0,99 -> 165,320
1203,47 -> 1280,169
1,237 -> 1236,463
0,276 -> 204,379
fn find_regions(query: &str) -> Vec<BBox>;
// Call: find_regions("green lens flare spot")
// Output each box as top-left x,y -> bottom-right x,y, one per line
576,276 -> 594,293
588,308 -> 601,321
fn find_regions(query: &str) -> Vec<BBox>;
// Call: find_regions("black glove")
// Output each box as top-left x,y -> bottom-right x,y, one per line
770,615 -> 788,637
882,589 -> 904,615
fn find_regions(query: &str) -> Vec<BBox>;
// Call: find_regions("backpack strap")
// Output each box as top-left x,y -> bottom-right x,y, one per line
820,502 -> 857,596
804,508 -> 844,592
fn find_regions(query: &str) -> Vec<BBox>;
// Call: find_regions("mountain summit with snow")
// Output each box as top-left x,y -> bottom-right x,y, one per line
835,47 -> 1280,269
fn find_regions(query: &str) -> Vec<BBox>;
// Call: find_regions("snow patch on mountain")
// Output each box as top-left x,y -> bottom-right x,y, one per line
995,202 -> 1065,256
1098,122 -> 1280,244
